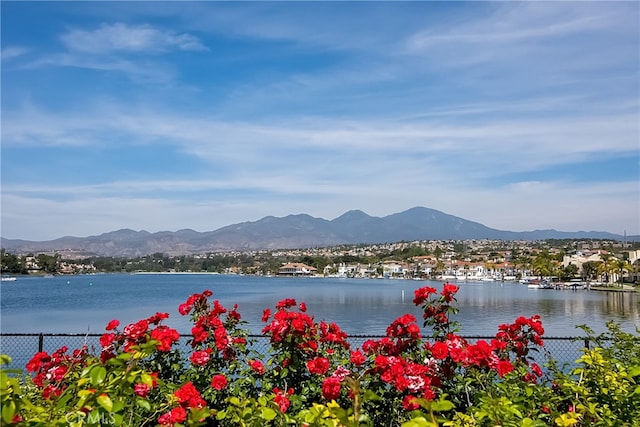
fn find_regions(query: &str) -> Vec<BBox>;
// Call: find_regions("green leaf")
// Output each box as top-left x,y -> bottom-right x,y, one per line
140,372 -> 153,386
430,399 -> 455,412
136,399 -> 151,411
401,417 -> 433,427
1,399 -> 16,424
90,365 -> 107,386
112,413 -> 123,426
97,394 -> 113,412
111,399 -> 124,413
0,355 -> 12,366
262,407 -> 277,420
362,390 -> 382,401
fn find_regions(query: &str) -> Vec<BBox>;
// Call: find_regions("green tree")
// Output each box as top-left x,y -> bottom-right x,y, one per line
581,261 -> 601,281
614,258 -> 631,284
532,249 -> 554,278
35,253 -> 60,274
597,254 -> 616,286
560,263 -> 579,281
0,249 -> 25,274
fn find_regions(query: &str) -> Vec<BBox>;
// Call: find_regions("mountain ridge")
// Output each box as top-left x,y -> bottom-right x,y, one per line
1,207 -> 634,257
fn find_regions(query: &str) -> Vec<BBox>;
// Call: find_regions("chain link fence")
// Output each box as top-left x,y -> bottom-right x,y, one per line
1,332 -> 592,373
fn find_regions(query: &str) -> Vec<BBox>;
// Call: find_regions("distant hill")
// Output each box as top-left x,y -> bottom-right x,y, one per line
1,207 -> 632,257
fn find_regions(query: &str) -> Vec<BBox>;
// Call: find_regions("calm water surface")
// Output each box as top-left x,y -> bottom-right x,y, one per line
1,274 -> 638,337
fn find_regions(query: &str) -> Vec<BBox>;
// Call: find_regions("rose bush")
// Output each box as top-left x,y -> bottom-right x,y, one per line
1,283 -> 638,426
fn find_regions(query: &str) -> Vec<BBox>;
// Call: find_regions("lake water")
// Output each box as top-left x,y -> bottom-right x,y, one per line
1,273 -> 638,337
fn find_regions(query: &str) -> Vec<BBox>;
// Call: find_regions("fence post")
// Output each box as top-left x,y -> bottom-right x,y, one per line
38,333 -> 44,353
584,337 -> 590,350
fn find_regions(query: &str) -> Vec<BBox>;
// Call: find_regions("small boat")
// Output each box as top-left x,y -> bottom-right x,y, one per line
1,276 -> 17,282
525,279 -> 553,289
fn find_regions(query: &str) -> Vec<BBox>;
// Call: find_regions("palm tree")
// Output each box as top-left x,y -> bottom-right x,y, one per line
597,254 -> 616,286
614,259 -> 632,285
532,250 -> 553,279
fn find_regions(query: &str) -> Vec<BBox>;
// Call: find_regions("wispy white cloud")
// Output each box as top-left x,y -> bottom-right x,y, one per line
59,22 -> 207,54
23,52 -> 177,83
406,2 -> 632,52
1,46 -> 29,61
13,22 -> 206,83
4,103 -> 636,160
2,2 -> 638,240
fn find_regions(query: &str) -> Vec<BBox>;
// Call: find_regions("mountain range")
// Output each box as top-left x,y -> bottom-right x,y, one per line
1,207 -> 634,257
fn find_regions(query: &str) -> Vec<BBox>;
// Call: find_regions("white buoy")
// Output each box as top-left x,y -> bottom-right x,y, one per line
401,289 -> 405,303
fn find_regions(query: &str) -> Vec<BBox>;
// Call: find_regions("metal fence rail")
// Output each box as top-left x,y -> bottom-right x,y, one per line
0,333 -> 591,372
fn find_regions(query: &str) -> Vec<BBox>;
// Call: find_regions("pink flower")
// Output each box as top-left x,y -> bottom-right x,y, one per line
190,350 -> 211,366
134,383 -> 150,398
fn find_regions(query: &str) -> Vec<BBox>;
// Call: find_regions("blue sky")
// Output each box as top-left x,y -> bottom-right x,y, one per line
1,1 -> 639,241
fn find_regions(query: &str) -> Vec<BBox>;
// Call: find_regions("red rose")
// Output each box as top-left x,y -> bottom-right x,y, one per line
26,352 -> 50,373
413,286 -> 437,305
105,319 -> 120,331
430,341 -> 449,360
495,359 -> 514,377
123,319 -> 148,340
151,326 -> 180,352
249,359 -> 266,375
322,376 -> 341,400
350,350 -> 366,366
276,298 -> 297,309
147,312 -> 169,325
307,357 -> 330,375
441,283 -> 459,302
211,374 -> 228,391
402,395 -> 420,411
158,406 -> 187,426
99,333 -> 116,349
174,381 -> 205,409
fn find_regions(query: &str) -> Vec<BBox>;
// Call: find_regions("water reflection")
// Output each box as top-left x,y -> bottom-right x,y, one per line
0,275 -> 638,337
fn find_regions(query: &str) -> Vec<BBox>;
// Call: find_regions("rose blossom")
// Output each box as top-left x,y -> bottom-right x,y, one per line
211,374 -> 228,391
105,319 -> 120,331
322,376 -> 341,400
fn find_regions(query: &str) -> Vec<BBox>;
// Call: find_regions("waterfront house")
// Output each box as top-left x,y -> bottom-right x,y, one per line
278,262 -> 318,276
